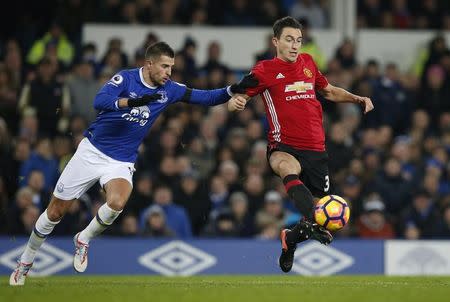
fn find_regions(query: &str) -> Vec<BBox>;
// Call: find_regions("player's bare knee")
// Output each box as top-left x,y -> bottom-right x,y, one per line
46,199 -> 70,221
106,194 -> 127,211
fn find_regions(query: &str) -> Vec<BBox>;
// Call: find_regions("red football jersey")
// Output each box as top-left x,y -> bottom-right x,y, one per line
246,54 -> 329,151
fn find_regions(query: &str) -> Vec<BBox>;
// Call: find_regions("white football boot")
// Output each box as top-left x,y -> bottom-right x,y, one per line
9,261 -> 33,286
73,232 -> 89,273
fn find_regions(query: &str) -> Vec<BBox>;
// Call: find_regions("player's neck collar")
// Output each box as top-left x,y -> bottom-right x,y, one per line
139,67 -> 158,89
275,57 -> 297,65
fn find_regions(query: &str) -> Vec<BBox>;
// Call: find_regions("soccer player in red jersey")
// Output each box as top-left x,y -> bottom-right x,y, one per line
229,16 -> 374,273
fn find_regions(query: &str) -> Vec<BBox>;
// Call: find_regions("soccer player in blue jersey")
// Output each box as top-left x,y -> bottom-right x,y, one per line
10,42 -> 254,285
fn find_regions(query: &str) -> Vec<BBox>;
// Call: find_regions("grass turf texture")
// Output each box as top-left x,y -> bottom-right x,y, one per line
2,275 -> 450,302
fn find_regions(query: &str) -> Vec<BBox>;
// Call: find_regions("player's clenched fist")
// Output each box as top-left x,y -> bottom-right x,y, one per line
228,95 -> 248,111
354,96 -> 374,114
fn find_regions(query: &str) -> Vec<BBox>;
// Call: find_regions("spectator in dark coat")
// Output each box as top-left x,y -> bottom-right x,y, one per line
372,157 -> 412,216
18,58 -> 71,137
326,122 -> 353,175
174,170 -> 211,235
400,189 -> 443,238
418,64 -> 450,125
228,191 -> 255,237
368,63 -> 413,134
126,172 -> 153,217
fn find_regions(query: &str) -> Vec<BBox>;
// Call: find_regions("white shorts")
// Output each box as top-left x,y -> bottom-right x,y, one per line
53,138 -> 135,200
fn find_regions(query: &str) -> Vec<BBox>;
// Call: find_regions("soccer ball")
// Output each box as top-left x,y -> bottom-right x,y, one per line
314,195 -> 350,231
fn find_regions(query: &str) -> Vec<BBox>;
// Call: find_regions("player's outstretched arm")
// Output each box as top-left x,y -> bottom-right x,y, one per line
185,73 -> 258,107
318,84 -> 374,114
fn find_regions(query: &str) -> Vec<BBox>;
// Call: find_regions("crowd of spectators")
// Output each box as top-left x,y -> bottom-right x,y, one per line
4,0 -> 330,57
358,0 -> 450,30
0,1 -> 449,241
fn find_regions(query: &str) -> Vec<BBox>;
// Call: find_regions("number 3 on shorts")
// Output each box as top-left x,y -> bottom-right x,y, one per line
324,175 -> 330,192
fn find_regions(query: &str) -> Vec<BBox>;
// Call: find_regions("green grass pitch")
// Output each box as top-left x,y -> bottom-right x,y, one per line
2,275 -> 450,302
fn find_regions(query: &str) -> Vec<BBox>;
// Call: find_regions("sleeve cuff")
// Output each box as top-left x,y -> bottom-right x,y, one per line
115,99 -> 120,110
226,86 -> 233,96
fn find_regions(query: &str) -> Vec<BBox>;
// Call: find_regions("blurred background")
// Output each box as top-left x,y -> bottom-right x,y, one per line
0,0 -> 449,242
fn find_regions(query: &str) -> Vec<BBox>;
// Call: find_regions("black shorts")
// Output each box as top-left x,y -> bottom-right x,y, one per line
267,142 -> 330,198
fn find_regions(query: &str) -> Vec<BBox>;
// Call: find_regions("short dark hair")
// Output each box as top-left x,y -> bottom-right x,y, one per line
145,42 -> 175,60
273,16 -> 302,39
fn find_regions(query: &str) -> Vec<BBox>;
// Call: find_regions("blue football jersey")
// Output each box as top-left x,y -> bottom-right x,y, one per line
84,68 -> 230,163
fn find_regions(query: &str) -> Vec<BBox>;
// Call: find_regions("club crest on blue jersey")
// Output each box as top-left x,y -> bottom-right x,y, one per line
156,90 -> 168,103
122,106 -> 150,126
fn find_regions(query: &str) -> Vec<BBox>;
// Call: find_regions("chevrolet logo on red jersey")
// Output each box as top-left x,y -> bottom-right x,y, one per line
285,81 -> 313,93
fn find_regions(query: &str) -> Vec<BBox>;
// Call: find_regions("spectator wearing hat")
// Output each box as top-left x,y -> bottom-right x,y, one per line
356,199 -> 395,239
255,190 -> 296,238
142,205 -> 175,238
228,191 -> 255,237
202,208 -> 239,237
140,184 -> 192,238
